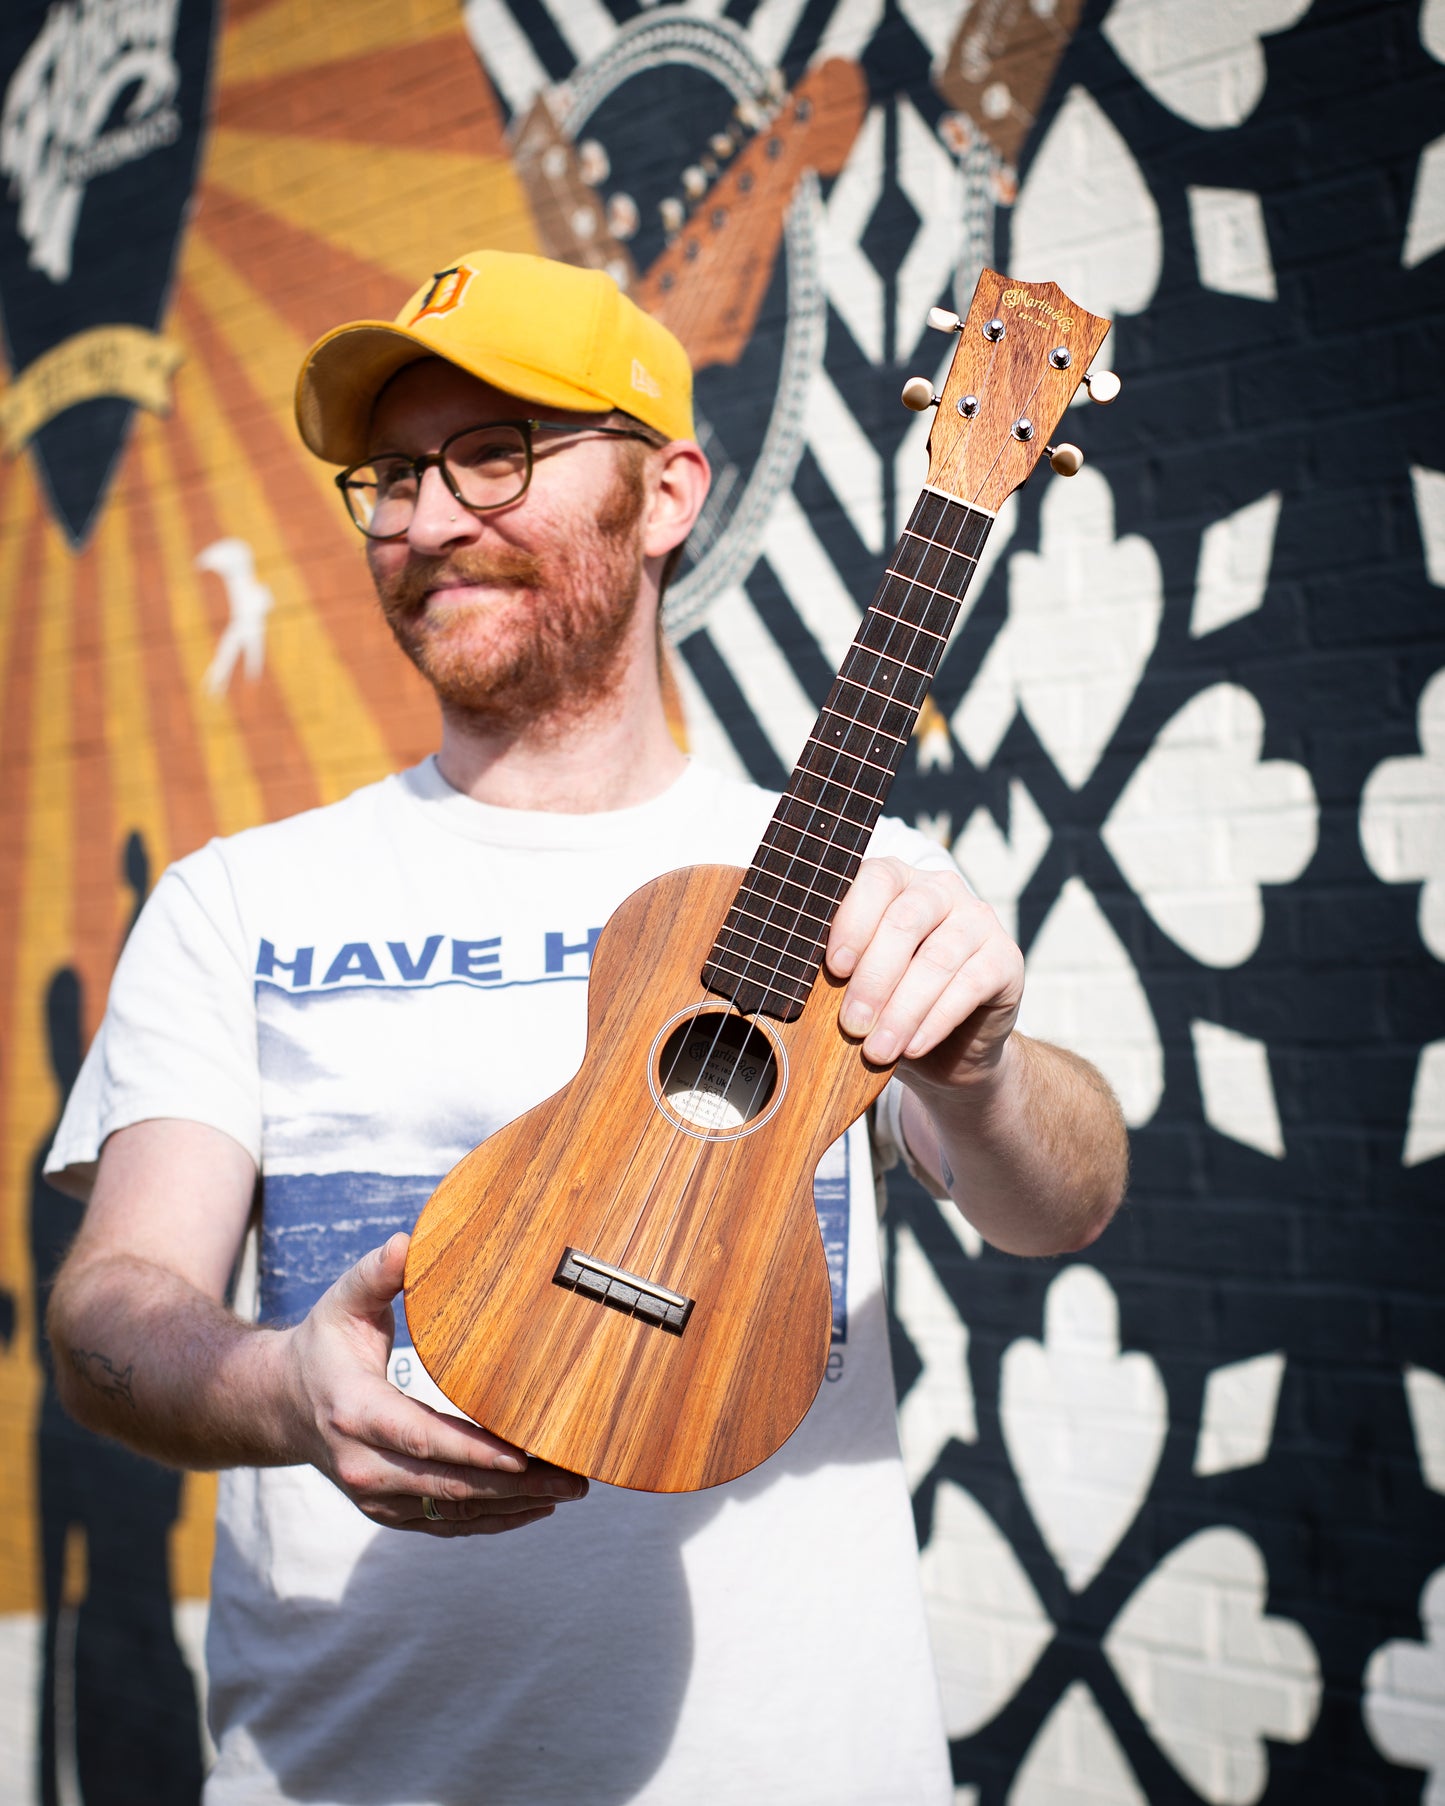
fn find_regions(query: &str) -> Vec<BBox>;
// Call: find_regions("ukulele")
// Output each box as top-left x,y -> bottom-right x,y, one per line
403,268 -> 1115,1493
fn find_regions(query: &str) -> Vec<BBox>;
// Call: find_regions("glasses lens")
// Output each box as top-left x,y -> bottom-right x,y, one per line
444,423 -> 529,511
343,456 -> 415,539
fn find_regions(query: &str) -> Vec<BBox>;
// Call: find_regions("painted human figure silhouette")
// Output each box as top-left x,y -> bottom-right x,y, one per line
31,833 -> 203,1805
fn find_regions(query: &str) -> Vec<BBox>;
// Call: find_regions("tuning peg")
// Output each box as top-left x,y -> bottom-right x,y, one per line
901,377 -> 939,412
710,132 -> 736,159
1083,369 -> 1121,404
1047,443 -> 1084,476
576,139 -> 609,186
659,196 -> 686,234
735,97 -> 764,131
681,165 -> 708,200
926,306 -> 962,333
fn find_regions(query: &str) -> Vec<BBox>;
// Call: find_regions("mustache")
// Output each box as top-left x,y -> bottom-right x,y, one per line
378,546 -> 547,614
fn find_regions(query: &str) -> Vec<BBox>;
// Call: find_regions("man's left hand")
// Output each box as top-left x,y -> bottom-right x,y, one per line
826,857 -> 1024,1089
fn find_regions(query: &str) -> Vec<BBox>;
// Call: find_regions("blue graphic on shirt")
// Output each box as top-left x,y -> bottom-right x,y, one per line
260,1157 -> 852,1348
254,927 -> 602,996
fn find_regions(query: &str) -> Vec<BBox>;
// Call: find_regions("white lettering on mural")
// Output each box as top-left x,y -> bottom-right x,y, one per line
1,0 -> 182,283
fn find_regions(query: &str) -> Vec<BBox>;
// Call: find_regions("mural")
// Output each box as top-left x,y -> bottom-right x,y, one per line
0,0 -> 1442,1801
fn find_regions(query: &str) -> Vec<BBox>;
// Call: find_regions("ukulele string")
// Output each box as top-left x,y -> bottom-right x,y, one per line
610,996 -> 762,1277
575,984 -> 747,1271
646,478 -> 996,1289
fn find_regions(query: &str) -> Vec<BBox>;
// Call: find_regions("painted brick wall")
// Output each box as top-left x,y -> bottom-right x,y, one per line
0,1 -> 1441,1801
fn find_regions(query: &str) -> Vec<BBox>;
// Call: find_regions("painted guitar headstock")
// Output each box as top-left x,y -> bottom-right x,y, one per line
916,268 -> 1113,513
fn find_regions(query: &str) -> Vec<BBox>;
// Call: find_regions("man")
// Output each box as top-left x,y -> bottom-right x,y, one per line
47,250 -> 1127,1803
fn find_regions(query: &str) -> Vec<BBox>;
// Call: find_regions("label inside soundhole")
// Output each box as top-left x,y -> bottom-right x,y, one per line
659,1014 -> 778,1131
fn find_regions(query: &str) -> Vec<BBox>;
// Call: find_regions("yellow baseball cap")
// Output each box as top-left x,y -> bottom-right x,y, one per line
294,249 -> 694,465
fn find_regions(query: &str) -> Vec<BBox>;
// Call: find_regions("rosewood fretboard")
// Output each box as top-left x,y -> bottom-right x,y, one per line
701,486 -> 993,1021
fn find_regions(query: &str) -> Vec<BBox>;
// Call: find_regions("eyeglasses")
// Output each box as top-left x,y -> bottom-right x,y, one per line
335,418 -> 660,540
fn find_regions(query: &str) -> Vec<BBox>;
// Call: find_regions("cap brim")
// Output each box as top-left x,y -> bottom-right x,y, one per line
295,320 -> 621,465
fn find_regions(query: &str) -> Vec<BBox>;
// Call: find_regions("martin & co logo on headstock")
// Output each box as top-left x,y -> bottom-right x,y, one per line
0,0 -> 218,546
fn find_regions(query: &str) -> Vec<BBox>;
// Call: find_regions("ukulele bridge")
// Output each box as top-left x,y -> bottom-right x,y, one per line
553,1248 -> 695,1334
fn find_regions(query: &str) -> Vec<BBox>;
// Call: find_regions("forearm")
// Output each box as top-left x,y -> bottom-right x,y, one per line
898,1032 -> 1128,1257
48,1251 -> 302,1471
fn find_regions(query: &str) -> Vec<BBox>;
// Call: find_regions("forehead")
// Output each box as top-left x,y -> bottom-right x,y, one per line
366,358 -> 605,452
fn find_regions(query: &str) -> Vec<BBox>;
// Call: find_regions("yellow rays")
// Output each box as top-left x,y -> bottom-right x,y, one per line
92,498 -> 175,878
204,130 -> 538,284
219,0 -> 468,86
182,231 -> 369,521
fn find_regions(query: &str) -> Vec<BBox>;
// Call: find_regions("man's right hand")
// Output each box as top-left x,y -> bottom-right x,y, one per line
283,1232 -> 589,1536
48,1120 -> 586,1536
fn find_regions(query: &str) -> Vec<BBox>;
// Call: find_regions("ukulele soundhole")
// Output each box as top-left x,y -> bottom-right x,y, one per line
649,1007 -> 784,1141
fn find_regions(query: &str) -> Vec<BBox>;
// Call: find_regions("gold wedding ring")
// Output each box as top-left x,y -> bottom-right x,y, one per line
421,1496 -> 443,1522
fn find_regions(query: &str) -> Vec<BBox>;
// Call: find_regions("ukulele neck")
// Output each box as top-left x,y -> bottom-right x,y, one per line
700,486 -> 992,1021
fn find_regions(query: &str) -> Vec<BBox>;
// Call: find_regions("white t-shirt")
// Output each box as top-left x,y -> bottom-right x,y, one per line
50,758 -> 955,1806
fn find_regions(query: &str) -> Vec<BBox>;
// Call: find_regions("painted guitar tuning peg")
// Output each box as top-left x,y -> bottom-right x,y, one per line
1083,369 -> 1121,404
901,377 -> 939,411
576,140 -> 609,186
1047,442 -> 1084,476
926,306 -> 962,333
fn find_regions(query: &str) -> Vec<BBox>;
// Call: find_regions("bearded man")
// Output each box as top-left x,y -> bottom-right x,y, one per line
46,250 -> 1127,1805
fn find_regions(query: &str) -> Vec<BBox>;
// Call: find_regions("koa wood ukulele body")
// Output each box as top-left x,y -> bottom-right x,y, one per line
404,269 -> 1114,1492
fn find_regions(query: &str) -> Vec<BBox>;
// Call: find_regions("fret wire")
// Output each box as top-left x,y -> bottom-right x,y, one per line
779,791 -> 876,840
759,818 -> 869,862
731,894 -> 834,937
714,921 -> 822,974
898,527 -> 984,559
862,607 -> 949,644
751,839 -> 865,891
812,710 -> 909,752
739,861 -> 850,906
882,565 -> 973,609
823,668 -> 924,715
838,644 -> 935,685
805,733 -> 903,779
703,956 -> 811,1001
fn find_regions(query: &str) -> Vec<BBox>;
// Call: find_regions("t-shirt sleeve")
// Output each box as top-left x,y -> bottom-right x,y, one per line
45,849 -> 262,1200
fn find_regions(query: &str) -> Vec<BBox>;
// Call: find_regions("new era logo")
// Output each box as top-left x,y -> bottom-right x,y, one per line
631,358 -> 661,398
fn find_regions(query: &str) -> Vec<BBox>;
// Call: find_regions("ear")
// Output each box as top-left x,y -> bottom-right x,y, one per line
642,440 -> 711,561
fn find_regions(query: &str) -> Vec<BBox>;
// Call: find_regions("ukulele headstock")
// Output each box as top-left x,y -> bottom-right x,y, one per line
910,268 -> 1113,513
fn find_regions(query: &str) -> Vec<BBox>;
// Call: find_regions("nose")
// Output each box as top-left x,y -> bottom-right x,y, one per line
405,462 -> 479,556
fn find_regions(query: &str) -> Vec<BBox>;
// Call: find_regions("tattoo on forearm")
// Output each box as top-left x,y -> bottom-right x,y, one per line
69,1347 -> 137,1409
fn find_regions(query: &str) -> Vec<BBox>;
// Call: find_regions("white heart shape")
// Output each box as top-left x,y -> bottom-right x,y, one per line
919,1480 -> 1054,1739
1000,1266 -> 1166,1593
1101,683 -> 1318,968
1361,666 -> 1445,961
1016,876 -> 1164,1128
1102,0 -> 1312,130
1105,1528 -> 1322,1805
1005,465 -> 1164,791
1009,1680 -> 1147,1806
1364,1566 -> 1445,1792
1011,84 -> 1163,319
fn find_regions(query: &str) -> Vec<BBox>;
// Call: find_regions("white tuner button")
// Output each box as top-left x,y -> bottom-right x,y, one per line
926,306 -> 962,333
1047,443 -> 1084,476
900,376 -> 938,411
1084,369 -> 1121,404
